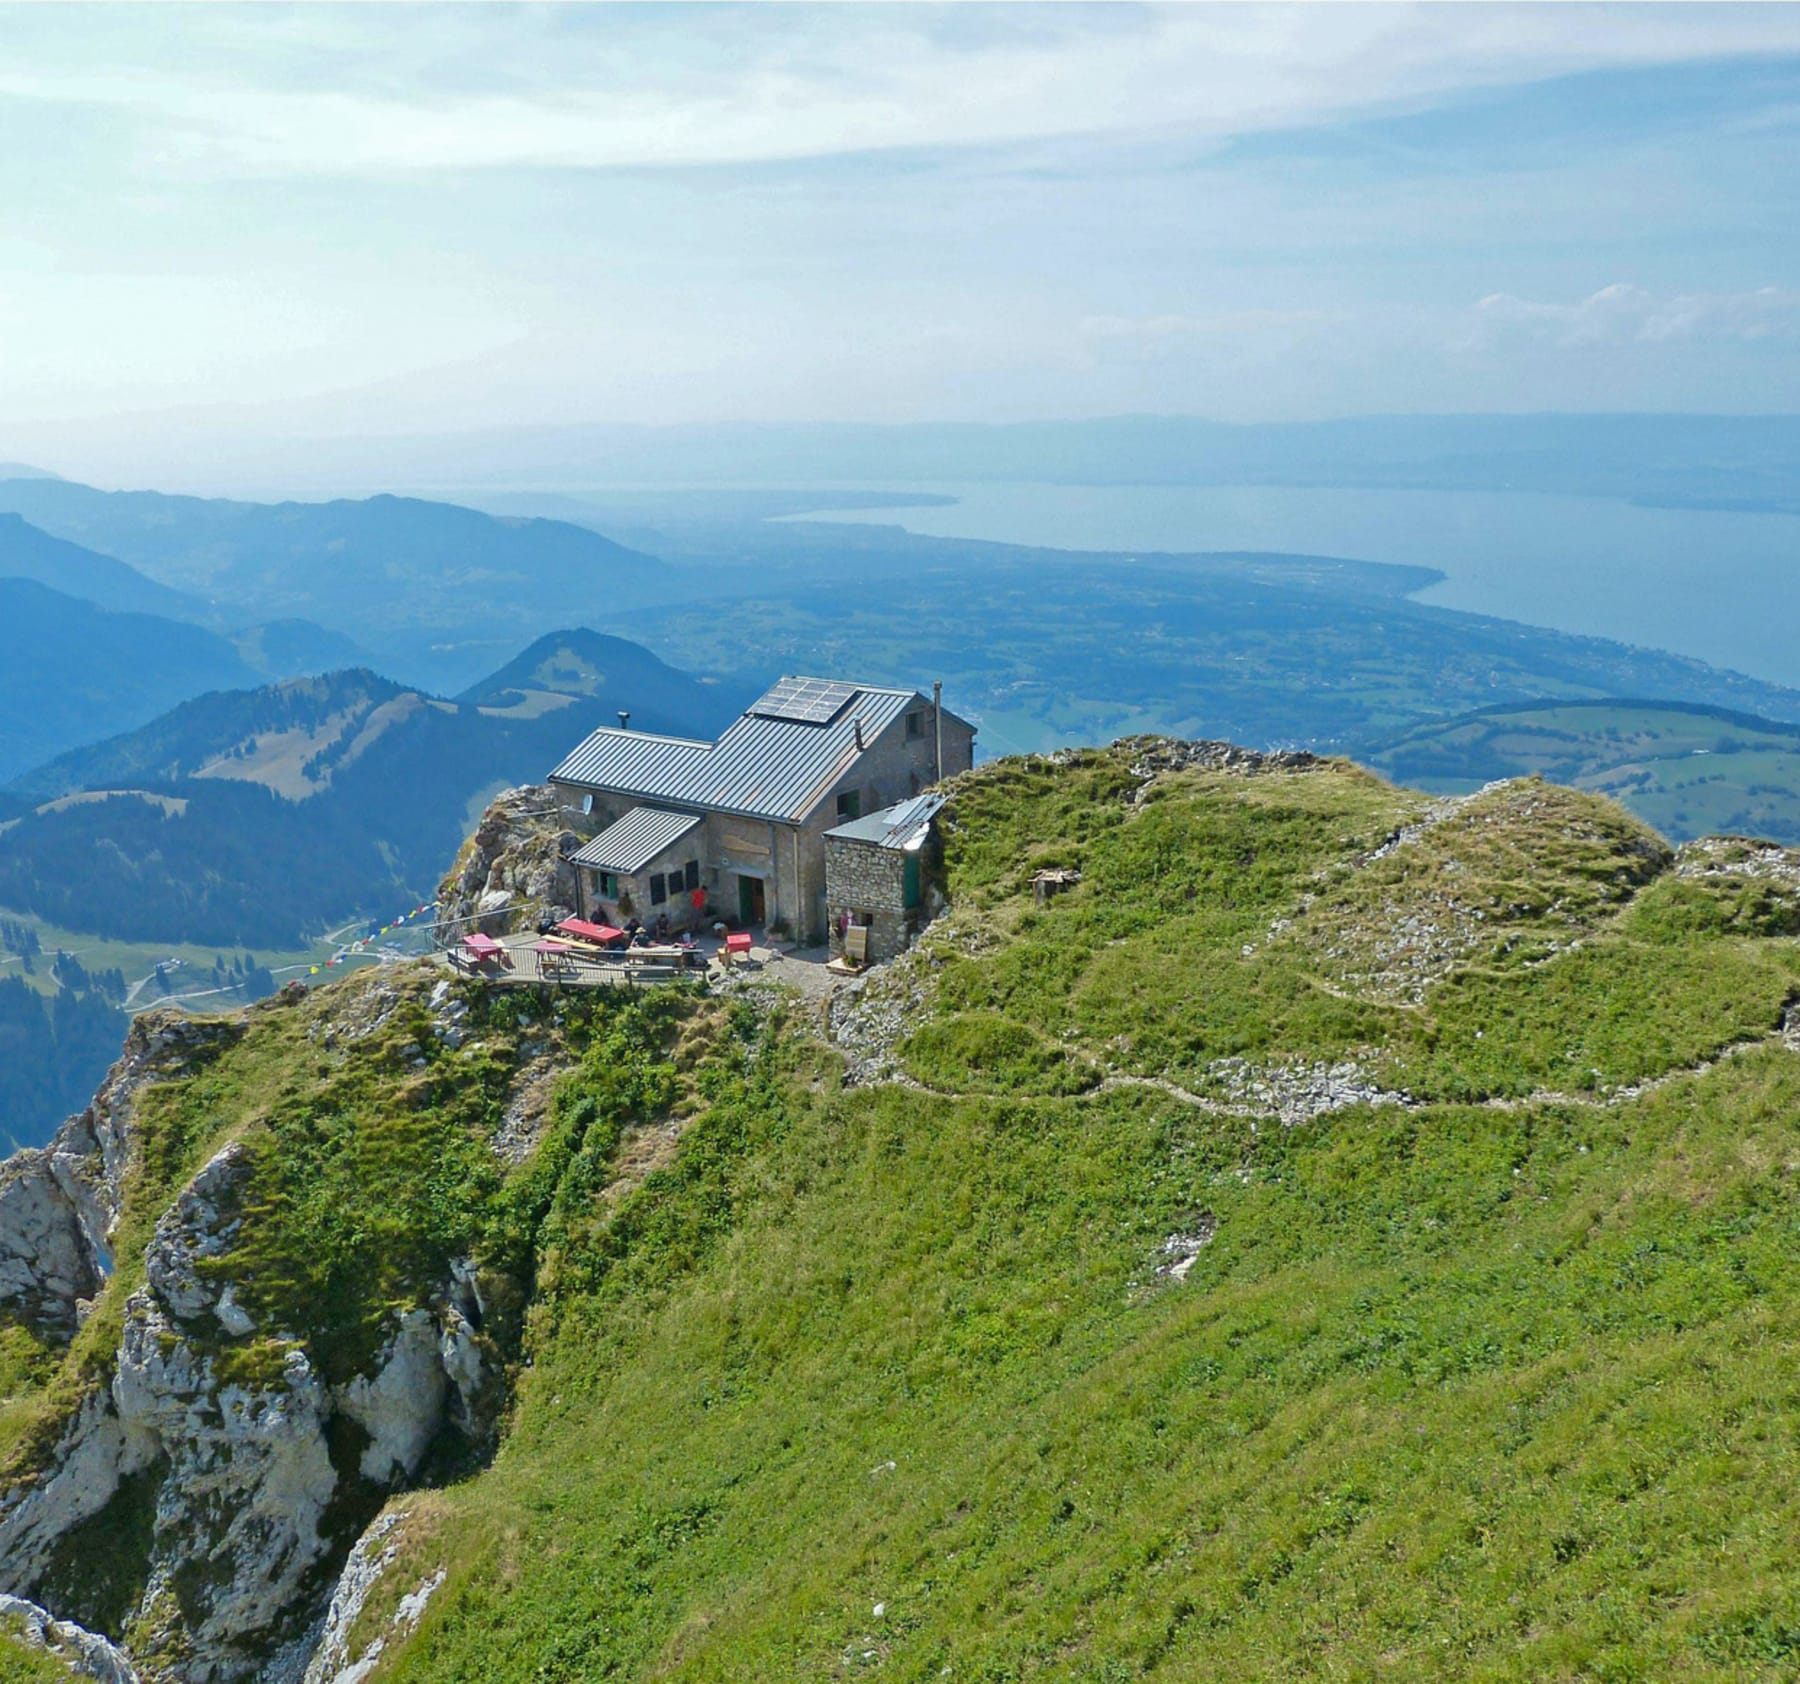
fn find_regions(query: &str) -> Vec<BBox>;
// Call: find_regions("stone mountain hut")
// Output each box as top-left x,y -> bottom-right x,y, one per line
547,676 -> 975,946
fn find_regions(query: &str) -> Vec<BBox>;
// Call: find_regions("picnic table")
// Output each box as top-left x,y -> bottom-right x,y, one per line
557,917 -> 626,948
460,932 -> 510,969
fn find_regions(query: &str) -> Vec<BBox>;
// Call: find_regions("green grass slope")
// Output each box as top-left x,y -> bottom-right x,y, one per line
380,750 -> 1800,1681
1367,699 -> 1800,846
8,745 -> 1800,1680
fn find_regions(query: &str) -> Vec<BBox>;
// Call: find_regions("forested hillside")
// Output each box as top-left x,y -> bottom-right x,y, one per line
4,743 -> 1799,1680
0,640 -> 728,948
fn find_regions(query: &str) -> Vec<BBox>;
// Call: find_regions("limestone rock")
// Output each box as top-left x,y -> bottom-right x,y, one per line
114,1292 -> 340,1682
334,1312 -> 446,1486
0,1012 -> 243,1339
0,1123 -> 496,1682
0,1392 -> 147,1597
0,1593 -> 140,1682
435,784 -> 580,939
144,1143 -> 253,1327
300,1510 -> 445,1684
0,1159 -> 101,1337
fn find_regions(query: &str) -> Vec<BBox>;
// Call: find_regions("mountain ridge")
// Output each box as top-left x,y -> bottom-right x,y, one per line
0,578 -> 260,785
0,631 -> 730,951
0,479 -> 671,689
3,742 -> 1799,1680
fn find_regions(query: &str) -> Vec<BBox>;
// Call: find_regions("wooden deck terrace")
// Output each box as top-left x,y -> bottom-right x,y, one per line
443,931 -> 777,989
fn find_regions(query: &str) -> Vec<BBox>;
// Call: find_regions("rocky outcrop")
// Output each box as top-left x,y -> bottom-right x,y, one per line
0,1013 -> 243,1338
1117,735 -> 1322,792
113,1295 -> 340,1682
143,1145 -> 255,1333
436,783 -> 581,939
0,1127 -> 499,1683
0,1164 -> 100,1338
0,1593 -> 140,1682
299,1509 -> 445,1684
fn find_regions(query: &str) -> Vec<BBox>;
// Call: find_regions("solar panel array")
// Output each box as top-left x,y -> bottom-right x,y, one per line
749,676 -> 858,724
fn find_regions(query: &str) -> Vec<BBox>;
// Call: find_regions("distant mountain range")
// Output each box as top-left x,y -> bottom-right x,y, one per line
0,510 -> 202,619
0,629 -> 730,947
0,478 -> 668,687
0,578 -> 259,783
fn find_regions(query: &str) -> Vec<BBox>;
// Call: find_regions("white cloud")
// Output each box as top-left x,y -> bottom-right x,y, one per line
4,4 -> 1800,179
1474,282 -> 1800,346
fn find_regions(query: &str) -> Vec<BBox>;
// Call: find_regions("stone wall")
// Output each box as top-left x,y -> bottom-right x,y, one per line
824,838 -> 918,965
581,831 -> 709,933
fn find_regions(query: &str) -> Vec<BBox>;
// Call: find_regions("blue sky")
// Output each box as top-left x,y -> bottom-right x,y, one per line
3,2 -> 1800,473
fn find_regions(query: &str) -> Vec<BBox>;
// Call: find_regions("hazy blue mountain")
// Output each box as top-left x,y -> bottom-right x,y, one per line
0,630 -> 730,946
0,511 -> 203,620
457,625 -> 739,722
0,578 -> 259,782
0,461 -> 61,480
230,618 -> 372,680
0,479 -> 667,685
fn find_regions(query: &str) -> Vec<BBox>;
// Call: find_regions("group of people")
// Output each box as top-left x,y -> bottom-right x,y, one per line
623,911 -> 677,945
534,909 -> 689,947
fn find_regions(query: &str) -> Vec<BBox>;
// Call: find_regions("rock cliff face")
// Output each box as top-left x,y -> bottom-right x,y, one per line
435,782 -> 581,939
0,973 -> 515,1683
0,1014 -> 244,1338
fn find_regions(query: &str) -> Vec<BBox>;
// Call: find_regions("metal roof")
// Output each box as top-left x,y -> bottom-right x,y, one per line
825,792 -> 945,851
570,807 -> 704,874
549,676 -> 954,824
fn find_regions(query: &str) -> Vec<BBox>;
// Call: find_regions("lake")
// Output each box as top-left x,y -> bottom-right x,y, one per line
791,481 -> 1800,692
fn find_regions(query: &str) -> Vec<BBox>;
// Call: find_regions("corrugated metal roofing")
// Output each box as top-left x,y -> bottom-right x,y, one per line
570,807 -> 703,873
549,676 -> 936,824
825,792 -> 945,851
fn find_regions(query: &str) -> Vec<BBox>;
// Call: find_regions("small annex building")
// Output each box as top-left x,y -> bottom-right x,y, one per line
548,676 -> 975,946
823,792 -> 945,966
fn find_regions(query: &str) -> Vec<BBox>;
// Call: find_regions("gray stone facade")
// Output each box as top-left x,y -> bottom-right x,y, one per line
554,693 -> 974,946
824,836 -> 919,964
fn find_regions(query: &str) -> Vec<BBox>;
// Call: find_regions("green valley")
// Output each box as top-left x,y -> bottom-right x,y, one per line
1368,699 -> 1800,846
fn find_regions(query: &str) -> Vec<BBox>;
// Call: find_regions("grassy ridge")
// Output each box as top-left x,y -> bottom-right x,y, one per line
382,1044 -> 1800,1680
8,746 -> 1800,1678
354,750 -> 1800,1680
